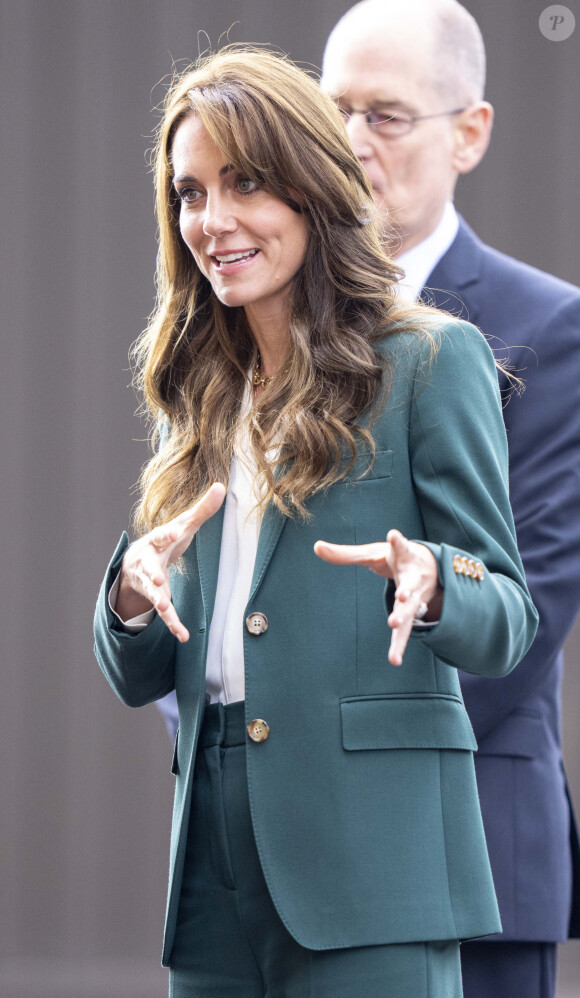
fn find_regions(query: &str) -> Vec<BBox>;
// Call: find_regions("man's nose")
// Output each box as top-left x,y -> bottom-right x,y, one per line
345,113 -> 375,161
202,193 -> 238,237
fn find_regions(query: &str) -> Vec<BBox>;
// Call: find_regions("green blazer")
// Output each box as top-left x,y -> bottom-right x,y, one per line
94,320 -> 538,967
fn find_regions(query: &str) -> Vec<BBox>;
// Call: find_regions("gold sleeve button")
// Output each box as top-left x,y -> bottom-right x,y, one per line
452,553 -> 484,581
452,554 -> 464,575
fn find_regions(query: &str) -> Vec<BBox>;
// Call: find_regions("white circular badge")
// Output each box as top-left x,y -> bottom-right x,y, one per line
539,5 -> 576,40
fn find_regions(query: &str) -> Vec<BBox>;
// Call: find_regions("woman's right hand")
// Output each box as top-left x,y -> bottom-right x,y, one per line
116,483 -> 226,643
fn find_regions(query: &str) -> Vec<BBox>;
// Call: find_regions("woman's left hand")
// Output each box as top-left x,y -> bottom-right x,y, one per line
314,529 -> 442,666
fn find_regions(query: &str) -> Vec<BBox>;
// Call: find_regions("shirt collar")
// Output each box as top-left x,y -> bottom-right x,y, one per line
394,202 -> 459,303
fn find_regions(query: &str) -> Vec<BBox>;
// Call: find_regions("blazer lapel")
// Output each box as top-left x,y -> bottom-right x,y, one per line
424,216 -> 484,327
195,502 -> 225,624
248,500 -> 287,602
194,486 -> 288,618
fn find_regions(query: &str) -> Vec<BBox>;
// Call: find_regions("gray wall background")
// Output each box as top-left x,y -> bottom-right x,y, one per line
0,1 -> 578,995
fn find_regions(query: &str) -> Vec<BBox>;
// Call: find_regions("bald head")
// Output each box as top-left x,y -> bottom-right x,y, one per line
320,0 -> 492,255
323,0 -> 486,109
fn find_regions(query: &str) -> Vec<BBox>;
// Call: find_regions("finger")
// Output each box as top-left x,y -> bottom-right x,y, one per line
393,579 -> 423,605
390,581 -> 425,622
149,527 -> 178,553
139,560 -> 167,590
156,600 -> 190,644
138,571 -> 169,611
145,578 -> 173,611
121,556 -> 161,600
175,483 -> 227,533
387,528 -> 409,553
142,580 -> 189,642
391,542 -> 439,606
387,600 -> 415,666
138,548 -> 171,589
132,566 -> 189,643
387,531 -> 416,576
314,539 -> 390,569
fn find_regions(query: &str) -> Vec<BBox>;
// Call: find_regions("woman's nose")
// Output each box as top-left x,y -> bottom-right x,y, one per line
202,194 -> 238,237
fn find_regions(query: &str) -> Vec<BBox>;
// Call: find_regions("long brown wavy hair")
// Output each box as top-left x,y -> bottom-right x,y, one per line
132,45 -> 436,530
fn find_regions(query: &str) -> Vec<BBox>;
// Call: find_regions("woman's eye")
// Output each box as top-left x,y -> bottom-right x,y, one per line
176,188 -> 199,204
236,177 -> 258,194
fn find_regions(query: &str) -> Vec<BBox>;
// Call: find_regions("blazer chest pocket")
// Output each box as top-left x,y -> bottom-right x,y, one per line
340,694 -> 477,751
341,448 -> 393,483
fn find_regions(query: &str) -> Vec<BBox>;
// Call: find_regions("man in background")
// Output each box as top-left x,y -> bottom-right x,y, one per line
320,2 -> 580,995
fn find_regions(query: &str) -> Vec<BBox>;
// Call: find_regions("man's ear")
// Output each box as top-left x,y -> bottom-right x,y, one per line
452,102 -> 494,175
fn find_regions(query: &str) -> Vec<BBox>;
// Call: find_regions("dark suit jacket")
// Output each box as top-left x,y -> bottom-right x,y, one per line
426,217 -> 580,941
95,322 -> 538,966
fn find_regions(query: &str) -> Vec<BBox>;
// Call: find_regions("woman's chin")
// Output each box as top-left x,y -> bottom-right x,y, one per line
211,286 -> 253,309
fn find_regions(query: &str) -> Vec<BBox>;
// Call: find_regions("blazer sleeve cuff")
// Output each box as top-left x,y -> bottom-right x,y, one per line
387,541 -> 521,676
94,532 -> 176,707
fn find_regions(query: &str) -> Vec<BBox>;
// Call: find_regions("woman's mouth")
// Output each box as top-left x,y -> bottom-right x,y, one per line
212,249 -> 260,269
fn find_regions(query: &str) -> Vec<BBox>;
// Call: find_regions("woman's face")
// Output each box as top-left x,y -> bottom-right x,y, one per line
171,115 -> 309,325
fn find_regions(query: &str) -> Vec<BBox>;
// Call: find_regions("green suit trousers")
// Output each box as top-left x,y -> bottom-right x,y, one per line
170,701 -> 463,998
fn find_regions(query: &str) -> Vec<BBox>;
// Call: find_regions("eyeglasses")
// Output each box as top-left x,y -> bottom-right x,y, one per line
337,105 -> 467,139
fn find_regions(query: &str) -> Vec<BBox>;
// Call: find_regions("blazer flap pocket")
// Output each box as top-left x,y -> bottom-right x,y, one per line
476,712 -> 545,759
342,448 -> 393,482
340,694 -> 477,751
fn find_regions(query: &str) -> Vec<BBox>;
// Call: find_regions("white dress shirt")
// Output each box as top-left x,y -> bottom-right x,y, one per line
203,440 -> 264,703
395,201 -> 459,303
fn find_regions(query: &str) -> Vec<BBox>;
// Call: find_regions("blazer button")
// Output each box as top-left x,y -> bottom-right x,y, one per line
452,554 -> 465,575
245,612 -> 269,635
247,719 -> 270,742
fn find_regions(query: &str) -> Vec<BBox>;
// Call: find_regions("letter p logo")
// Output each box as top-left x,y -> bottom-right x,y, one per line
539,5 -> 576,40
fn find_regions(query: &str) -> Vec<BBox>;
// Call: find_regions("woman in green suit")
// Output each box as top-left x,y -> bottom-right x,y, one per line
94,46 -> 537,997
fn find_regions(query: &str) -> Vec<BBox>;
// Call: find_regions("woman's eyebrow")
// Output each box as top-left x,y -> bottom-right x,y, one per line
173,164 -> 234,186
173,174 -> 197,185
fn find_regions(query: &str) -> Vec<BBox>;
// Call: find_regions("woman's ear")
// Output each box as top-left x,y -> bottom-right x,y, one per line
452,102 -> 494,176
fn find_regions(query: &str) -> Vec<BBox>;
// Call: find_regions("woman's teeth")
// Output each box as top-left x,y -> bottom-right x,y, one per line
215,249 -> 258,265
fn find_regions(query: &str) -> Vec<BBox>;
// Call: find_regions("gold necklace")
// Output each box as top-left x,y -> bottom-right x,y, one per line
252,352 -> 275,389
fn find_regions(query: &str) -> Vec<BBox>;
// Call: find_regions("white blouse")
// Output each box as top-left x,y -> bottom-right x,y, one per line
203,441 -> 264,703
